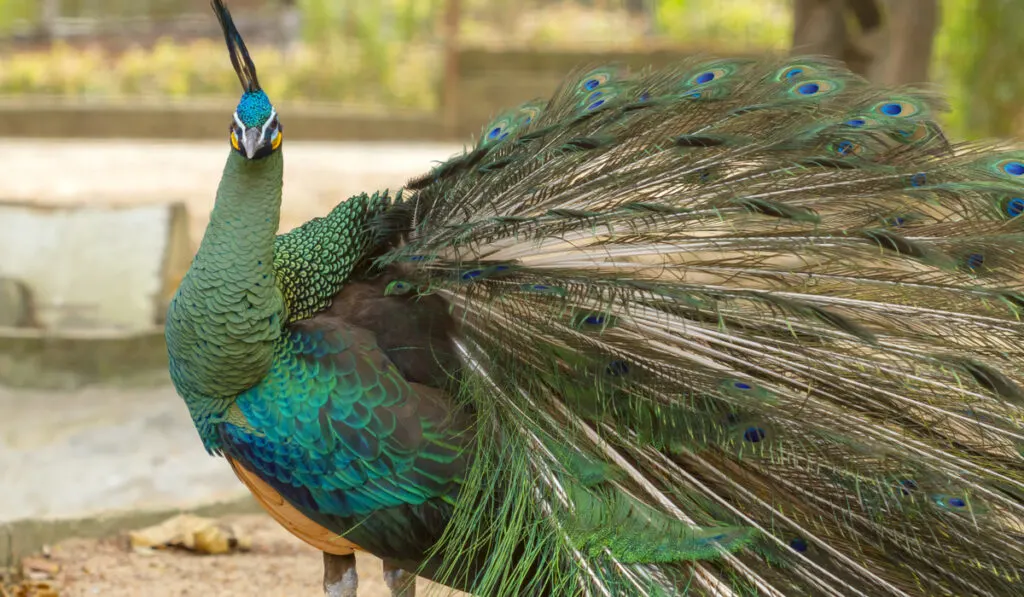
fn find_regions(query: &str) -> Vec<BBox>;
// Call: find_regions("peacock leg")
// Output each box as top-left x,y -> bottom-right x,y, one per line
382,559 -> 416,597
322,552 -> 358,597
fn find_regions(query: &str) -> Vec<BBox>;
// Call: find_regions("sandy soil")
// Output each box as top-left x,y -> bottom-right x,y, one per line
6,514 -> 464,597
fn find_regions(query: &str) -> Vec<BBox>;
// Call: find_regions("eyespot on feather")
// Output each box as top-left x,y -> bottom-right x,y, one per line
684,59 -> 750,88
998,159 -> 1024,177
832,140 -> 863,157
1002,196 -> 1024,218
774,62 -> 822,82
577,69 -> 616,94
788,79 -> 841,98
872,99 -> 922,118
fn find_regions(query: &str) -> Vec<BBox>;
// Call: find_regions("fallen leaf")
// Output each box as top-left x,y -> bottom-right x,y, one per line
9,580 -> 59,597
128,514 -> 251,555
19,558 -> 59,582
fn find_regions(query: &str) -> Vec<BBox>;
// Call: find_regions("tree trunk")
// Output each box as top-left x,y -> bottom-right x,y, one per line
867,0 -> 938,86
791,0 -> 937,86
40,0 -> 61,42
791,0 -> 847,59
279,0 -> 302,59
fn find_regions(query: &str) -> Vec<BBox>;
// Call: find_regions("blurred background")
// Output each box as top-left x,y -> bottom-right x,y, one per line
0,0 -> 1021,140
0,1 -> 1022,596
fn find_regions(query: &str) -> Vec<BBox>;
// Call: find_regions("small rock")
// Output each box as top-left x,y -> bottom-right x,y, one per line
0,278 -> 34,328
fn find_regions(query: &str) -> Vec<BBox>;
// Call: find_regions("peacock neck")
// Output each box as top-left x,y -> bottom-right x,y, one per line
166,150 -> 285,420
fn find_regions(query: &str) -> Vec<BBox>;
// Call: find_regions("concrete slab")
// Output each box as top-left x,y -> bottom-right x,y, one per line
0,383 -> 246,525
0,202 -> 190,330
0,139 -> 463,246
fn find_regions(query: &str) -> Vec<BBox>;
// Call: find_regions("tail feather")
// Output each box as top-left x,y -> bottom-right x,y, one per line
387,56 -> 1024,595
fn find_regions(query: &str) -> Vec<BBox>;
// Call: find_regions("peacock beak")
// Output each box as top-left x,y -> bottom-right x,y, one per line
241,127 -> 263,159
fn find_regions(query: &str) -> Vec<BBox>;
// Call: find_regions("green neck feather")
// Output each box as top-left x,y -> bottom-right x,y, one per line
166,150 -> 284,423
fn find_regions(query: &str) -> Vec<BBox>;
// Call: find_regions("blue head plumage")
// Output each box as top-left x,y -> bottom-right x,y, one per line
212,0 -> 282,159
237,90 -> 274,128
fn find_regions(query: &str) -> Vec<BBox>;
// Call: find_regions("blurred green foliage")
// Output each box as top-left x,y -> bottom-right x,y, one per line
0,0 -> 790,108
0,0 -> 1022,136
933,0 -> 1024,139
655,0 -> 790,50
0,39 -> 439,109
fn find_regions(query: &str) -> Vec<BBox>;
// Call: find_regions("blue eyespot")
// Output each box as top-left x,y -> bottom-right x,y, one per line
384,280 -> 413,296
937,496 -> 968,509
1006,197 -> 1024,217
784,68 -> 803,79
910,172 -> 927,187
606,360 -> 630,376
789,537 -> 808,552
584,315 -> 605,325
695,71 -> 716,84
880,102 -> 903,116
797,82 -> 820,95
488,127 -> 504,140
584,78 -> 600,91
461,269 -> 484,280
733,381 -> 752,390
743,427 -> 766,443
638,91 -> 651,101
586,99 -> 606,111
1004,161 -> 1024,176
846,118 -> 866,128
964,253 -> 985,270
835,140 -> 855,156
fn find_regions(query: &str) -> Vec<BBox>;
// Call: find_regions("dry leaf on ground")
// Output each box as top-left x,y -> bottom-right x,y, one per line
127,514 -> 251,555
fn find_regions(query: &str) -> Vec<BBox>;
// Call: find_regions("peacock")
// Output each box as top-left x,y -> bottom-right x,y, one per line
165,1 -> 1024,595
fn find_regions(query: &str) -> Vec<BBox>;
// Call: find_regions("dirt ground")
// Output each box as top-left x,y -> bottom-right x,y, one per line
5,514 -> 463,597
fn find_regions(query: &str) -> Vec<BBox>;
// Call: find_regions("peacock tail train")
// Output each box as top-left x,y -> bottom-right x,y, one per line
383,56 -> 1024,596
168,34 -> 1024,597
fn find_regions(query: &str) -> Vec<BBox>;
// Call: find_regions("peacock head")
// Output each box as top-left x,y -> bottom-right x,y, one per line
212,0 -> 282,160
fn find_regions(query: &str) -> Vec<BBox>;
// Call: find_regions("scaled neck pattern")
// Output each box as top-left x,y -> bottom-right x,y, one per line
166,150 -> 285,444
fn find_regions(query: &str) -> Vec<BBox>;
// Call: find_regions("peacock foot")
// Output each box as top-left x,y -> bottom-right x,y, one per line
382,559 -> 416,597
323,552 -> 358,597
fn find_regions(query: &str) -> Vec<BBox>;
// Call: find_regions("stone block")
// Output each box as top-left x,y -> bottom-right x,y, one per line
0,201 -> 192,330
